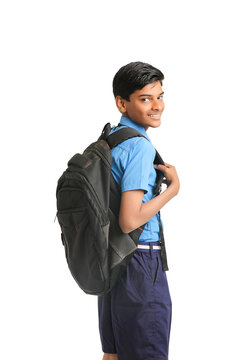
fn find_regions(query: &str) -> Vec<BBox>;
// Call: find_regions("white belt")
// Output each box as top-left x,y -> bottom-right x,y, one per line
137,244 -> 161,250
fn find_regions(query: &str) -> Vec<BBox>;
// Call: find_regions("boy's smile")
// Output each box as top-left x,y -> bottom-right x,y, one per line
116,81 -> 165,131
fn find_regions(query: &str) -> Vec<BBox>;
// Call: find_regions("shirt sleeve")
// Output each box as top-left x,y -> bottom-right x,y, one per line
120,137 -> 155,194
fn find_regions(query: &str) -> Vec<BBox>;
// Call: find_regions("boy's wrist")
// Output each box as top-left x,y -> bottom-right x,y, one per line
165,183 -> 179,197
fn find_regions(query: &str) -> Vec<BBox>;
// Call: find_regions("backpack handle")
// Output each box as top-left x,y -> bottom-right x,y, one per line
98,122 -> 112,141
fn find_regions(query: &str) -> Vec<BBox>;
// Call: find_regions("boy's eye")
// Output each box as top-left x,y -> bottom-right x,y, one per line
141,96 -> 164,102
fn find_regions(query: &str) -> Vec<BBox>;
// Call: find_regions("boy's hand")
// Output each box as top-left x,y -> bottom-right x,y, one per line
154,162 -> 180,194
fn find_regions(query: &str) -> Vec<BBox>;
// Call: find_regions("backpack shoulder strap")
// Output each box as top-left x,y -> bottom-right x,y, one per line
107,124 -> 165,167
100,122 -> 165,166
154,149 -> 165,166
106,123 -> 149,149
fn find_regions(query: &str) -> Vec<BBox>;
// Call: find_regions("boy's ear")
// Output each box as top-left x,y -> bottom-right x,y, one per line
115,95 -> 128,114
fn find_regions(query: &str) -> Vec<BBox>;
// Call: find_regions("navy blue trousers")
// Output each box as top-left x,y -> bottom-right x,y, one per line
98,240 -> 172,360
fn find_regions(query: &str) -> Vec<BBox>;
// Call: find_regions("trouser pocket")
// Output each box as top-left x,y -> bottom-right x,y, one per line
135,252 -> 160,284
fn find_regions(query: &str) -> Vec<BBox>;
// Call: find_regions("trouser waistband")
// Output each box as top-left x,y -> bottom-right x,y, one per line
136,241 -> 161,259
137,244 -> 161,250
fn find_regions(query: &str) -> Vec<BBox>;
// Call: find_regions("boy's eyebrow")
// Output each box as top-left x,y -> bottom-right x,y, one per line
138,91 -> 164,97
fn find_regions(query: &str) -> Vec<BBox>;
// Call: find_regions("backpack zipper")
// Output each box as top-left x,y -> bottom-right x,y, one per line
57,207 -> 86,214
57,177 -> 108,225
81,174 -> 109,224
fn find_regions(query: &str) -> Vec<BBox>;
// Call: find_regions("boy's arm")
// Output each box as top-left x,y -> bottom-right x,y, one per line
119,185 -> 178,234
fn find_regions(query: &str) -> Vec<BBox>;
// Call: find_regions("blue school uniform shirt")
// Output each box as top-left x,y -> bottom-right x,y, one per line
108,116 -> 164,242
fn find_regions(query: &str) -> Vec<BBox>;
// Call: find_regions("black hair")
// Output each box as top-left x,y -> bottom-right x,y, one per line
112,61 -> 164,101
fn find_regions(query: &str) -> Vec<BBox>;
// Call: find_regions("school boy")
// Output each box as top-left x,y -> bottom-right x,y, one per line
98,61 -> 180,360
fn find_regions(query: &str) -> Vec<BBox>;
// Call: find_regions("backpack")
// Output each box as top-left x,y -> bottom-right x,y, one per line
55,122 -> 168,296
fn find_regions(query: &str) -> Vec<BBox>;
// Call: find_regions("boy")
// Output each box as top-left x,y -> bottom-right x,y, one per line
98,62 -> 180,360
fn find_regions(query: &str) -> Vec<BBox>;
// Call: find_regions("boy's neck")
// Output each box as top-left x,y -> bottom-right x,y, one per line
121,115 -> 148,132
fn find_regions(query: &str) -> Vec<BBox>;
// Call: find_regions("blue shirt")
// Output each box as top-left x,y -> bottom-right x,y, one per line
109,116 -> 164,242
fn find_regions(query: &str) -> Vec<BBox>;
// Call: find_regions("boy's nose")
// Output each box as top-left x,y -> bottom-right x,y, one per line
152,99 -> 164,111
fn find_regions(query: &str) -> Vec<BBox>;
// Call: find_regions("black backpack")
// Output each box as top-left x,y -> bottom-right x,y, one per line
56,122 -> 169,296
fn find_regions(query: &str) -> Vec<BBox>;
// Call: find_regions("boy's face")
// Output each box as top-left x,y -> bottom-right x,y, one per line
116,80 -> 165,131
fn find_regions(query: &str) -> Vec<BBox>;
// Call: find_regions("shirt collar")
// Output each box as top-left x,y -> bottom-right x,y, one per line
119,116 -> 151,143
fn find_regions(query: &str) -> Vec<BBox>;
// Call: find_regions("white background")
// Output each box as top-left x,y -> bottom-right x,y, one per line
1,0 -> 240,359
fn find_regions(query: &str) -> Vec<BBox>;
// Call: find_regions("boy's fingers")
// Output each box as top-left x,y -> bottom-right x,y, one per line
154,163 -> 172,168
154,164 -> 166,169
